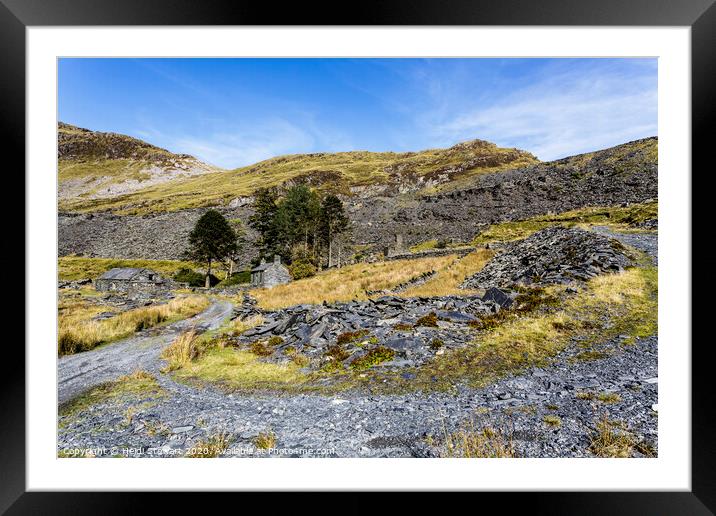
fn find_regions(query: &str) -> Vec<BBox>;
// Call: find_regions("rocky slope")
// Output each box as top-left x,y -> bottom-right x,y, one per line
58,122 -> 218,200
58,137 -> 657,264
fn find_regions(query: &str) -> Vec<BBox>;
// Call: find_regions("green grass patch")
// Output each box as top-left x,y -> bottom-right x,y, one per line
59,256 -> 201,281
171,347 -> 308,392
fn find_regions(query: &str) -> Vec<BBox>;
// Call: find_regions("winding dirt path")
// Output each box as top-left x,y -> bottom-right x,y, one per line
57,299 -> 234,405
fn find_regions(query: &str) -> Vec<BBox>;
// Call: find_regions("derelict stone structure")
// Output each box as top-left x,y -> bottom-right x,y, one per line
251,255 -> 291,288
95,267 -> 168,296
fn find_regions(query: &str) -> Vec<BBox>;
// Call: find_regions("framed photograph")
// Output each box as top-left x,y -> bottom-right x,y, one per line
5,0 -> 712,511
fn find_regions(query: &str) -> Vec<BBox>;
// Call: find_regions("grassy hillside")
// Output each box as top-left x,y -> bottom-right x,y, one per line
58,122 -> 219,201
58,256 -> 201,281
59,135 -> 538,215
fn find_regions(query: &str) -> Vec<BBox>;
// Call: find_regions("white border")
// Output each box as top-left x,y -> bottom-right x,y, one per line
27,27 -> 691,491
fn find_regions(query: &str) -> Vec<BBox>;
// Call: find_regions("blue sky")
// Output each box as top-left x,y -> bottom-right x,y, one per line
58,58 -> 657,168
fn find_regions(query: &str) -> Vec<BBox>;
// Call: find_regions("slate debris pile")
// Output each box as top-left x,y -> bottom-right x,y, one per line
462,226 -> 632,289
232,294 -> 504,369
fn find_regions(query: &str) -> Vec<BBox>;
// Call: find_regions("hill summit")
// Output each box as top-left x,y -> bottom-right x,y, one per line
58,122 -> 218,202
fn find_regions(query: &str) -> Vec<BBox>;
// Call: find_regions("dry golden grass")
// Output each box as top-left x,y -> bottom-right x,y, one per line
58,295 -> 210,355
186,433 -> 231,458
400,248 -> 494,297
251,255 -> 457,310
161,330 -> 200,372
589,416 -> 636,458
441,421 -> 516,458
229,314 -> 264,336
543,415 -> 562,427
254,431 -> 277,450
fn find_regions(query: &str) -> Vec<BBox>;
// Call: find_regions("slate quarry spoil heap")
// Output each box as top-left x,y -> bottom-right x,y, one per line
462,226 -> 633,289
232,294 -> 508,370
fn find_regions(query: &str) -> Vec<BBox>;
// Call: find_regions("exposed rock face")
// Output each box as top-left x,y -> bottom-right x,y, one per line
58,206 -> 257,264
58,138 -> 657,263
461,226 -> 632,289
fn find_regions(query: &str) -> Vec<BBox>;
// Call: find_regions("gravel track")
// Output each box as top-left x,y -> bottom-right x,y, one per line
58,229 -> 658,458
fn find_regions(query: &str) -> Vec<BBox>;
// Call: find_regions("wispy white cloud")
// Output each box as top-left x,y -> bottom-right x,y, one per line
171,118 -> 315,168
420,61 -> 657,160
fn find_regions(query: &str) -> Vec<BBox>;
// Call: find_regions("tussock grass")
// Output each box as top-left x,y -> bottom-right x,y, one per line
58,295 -> 210,355
251,255 -> 457,310
186,433 -> 231,458
58,256 -> 201,281
59,370 -> 164,419
401,248 -> 494,297
254,431 -> 277,450
440,421 -> 516,458
589,416 -> 636,458
472,201 -> 658,245
161,330 -> 200,372
597,392 -> 622,404
543,415 -> 562,427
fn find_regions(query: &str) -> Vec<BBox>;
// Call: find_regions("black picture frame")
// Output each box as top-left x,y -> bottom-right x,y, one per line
3,0 -> 712,513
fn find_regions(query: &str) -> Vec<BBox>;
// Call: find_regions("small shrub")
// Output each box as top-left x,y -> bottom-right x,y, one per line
435,239 -> 448,249
576,391 -> 595,400
336,330 -> 370,345
513,287 -> 558,313
430,338 -> 444,350
597,392 -> 622,404
267,336 -> 284,347
288,260 -> 316,280
572,350 -> 610,362
325,345 -> 350,362
283,345 -> 297,356
415,312 -> 438,327
468,310 -> 510,331
217,270 -> 251,287
173,268 -> 218,287
254,431 -> 276,450
292,354 -> 310,367
249,340 -> 273,357
543,415 -> 562,427
350,346 -> 395,370
393,323 -> 413,332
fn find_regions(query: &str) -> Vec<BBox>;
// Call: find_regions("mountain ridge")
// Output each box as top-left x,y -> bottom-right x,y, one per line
57,122 -> 539,214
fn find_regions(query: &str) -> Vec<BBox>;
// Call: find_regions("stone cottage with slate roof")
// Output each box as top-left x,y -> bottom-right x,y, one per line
95,267 -> 168,296
251,255 -> 291,288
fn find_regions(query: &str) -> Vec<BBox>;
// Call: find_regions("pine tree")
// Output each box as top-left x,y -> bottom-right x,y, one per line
185,209 -> 237,288
248,188 -> 280,259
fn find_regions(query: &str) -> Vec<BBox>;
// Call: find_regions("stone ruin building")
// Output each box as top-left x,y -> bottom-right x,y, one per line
95,267 -> 168,297
251,255 -> 291,288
